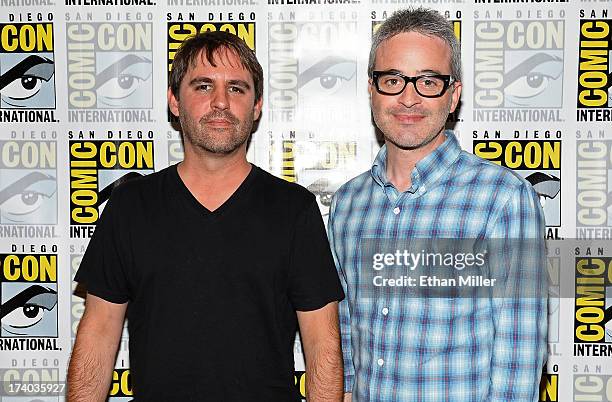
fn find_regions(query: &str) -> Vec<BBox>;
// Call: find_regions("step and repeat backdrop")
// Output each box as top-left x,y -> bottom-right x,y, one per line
0,0 -> 611,400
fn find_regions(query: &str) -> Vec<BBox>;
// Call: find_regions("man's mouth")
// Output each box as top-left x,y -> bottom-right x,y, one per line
392,113 -> 425,123
204,118 -> 234,127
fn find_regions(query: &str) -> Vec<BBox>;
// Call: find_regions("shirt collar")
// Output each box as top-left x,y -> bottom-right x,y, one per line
370,130 -> 462,193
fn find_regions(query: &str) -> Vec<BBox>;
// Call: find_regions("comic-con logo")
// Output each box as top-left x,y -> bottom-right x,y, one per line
0,20 -> 56,123
68,137 -> 154,238
0,253 -> 57,341
573,255 -> 612,354
109,368 -> 132,401
539,371 -> 558,402
577,17 -> 612,122
576,139 -> 612,239
474,139 -> 561,227
267,19 -> 357,123
271,138 -> 356,219
573,374 -> 612,401
66,21 -> 153,122
0,140 -> 57,226
473,18 -> 564,122
167,18 -> 256,122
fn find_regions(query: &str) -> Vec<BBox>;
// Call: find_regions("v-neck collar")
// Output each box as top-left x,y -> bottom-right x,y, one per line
171,163 -> 258,217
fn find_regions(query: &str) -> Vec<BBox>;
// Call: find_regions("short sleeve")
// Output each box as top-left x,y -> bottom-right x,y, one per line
288,198 -> 345,311
74,187 -> 131,304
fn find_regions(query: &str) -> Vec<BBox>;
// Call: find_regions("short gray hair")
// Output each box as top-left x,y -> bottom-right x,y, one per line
368,7 -> 462,82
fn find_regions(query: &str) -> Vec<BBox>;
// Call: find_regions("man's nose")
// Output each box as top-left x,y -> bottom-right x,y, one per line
211,86 -> 229,110
397,81 -> 422,108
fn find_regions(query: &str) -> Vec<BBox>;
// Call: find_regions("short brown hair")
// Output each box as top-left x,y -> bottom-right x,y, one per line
169,31 -> 263,102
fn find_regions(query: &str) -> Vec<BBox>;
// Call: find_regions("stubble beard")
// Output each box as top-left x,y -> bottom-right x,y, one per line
374,103 -> 451,151
180,106 -> 254,155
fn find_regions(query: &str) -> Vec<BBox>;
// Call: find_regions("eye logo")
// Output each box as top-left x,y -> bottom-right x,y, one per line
295,22 -> 357,120
0,141 -> 57,225
0,172 -> 57,224
0,22 -> 55,111
504,53 -> 563,108
525,172 -> 561,208
0,55 -> 55,109
298,56 -> 356,100
1,284 -> 57,336
0,254 -> 58,338
95,54 -> 152,109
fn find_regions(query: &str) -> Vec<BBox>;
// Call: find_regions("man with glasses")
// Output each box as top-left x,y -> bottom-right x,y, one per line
328,8 -> 548,401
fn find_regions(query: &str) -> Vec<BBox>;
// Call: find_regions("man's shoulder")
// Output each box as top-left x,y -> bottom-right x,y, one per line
455,150 -> 532,190
253,165 -> 316,204
108,165 -> 173,204
333,170 -> 372,200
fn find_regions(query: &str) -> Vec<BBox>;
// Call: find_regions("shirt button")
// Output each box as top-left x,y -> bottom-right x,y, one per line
377,358 -> 384,366
382,307 -> 389,315
393,207 -> 400,215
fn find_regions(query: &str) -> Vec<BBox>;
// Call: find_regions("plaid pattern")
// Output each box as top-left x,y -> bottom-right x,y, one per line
328,132 -> 548,401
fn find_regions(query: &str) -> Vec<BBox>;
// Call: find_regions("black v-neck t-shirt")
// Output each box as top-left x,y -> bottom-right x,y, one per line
75,164 -> 344,401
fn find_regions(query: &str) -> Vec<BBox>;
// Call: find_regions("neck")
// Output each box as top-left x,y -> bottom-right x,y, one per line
177,142 -> 252,211
179,142 -> 250,184
385,131 -> 446,192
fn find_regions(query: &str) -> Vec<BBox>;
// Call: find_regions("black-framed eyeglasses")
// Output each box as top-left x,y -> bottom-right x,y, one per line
372,71 -> 455,98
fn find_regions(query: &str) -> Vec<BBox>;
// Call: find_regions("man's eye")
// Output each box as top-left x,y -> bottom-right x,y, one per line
421,78 -> 441,88
385,78 -> 400,87
229,86 -> 245,94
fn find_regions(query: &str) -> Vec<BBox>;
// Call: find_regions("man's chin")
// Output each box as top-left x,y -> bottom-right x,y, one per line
197,143 -> 243,155
384,131 -> 445,151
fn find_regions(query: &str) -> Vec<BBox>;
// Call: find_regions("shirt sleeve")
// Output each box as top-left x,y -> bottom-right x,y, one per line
486,181 -> 548,402
328,195 -> 355,393
74,186 -> 132,304
288,197 -> 345,311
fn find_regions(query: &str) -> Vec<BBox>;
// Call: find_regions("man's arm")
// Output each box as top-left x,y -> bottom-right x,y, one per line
67,294 -> 127,402
297,301 -> 343,402
487,183 -> 548,401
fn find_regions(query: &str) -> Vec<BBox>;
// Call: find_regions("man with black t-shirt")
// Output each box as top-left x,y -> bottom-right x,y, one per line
67,31 -> 345,401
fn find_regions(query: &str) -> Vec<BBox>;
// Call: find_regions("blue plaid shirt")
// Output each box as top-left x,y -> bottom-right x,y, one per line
328,132 -> 547,401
